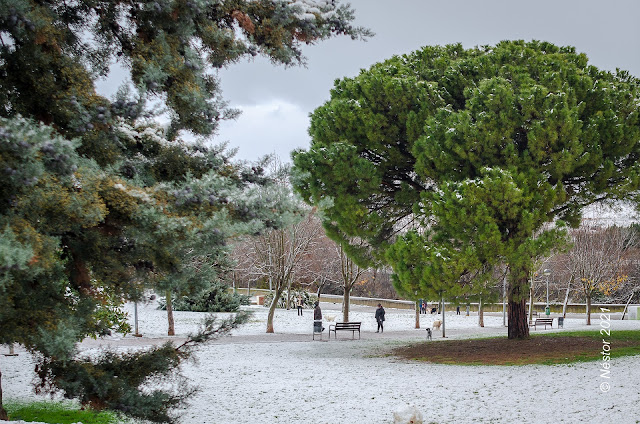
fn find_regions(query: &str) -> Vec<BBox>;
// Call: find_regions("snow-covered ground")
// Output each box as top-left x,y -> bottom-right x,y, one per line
2,300 -> 639,424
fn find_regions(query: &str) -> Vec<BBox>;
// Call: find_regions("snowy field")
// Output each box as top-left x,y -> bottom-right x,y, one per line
2,300 -> 639,424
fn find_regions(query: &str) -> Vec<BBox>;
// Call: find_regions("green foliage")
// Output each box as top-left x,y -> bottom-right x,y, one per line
0,0 -> 371,141
6,400 -> 125,424
89,291 -> 132,337
34,312 -> 250,423
158,282 -> 250,312
0,116 -> 106,353
293,40 -> 640,337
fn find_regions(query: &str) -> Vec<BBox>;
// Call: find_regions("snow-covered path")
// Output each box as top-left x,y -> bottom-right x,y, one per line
2,301 -> 639,423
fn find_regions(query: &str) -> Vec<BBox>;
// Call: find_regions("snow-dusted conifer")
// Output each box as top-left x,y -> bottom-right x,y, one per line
0,0 -> 369,421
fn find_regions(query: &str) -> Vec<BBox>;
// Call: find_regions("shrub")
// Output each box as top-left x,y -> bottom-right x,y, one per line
158,282 -> 250,312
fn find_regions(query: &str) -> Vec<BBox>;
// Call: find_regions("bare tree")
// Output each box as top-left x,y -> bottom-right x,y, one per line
335,243 -> 366,322
564,224 -> 636,324
607,245 -> 640,318
351,268 -> 397,299
474,266 -> 504,328
236,211 -> 322,332
303,230 -> 342,300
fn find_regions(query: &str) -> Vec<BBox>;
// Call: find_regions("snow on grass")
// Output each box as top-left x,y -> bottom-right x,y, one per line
2,300 -> 639,424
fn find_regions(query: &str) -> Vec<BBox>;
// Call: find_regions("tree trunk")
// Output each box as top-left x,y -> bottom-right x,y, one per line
166,290 -> 175,336
0,369 -> 8,420
478,296 -> 484,327
342,288 -> 350,322
502,275 -> 507,327
266,288 -> 283,333
507,279 -> 530,339
70,251 -> 92,293
286,278 -> 292,310
441,296 -> 446,338
562,281 -> 571,318
621,290 -> 636,320
586,294 -> 592,325
528,279 -> 534,324
415,301 -> 420,329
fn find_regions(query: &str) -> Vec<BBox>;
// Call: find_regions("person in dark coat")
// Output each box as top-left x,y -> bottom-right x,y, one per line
375,303 -> 385,333
314,301 -> 322,319
313,301 -> 324,332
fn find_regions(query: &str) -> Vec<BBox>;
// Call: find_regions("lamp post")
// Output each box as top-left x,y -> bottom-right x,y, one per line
414,291 -> 420,329
133,293 -> 156,337
543,268 -> 551,315
502,274 -> 507,327
441,293 -> 446,338
133,301 -> 142,337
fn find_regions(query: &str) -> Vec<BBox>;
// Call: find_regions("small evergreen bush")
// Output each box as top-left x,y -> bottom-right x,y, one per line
158,282 -> 250,312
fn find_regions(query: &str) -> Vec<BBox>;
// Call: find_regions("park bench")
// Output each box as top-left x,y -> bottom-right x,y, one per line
531,317 -> 554,330
328,322 -> 361,340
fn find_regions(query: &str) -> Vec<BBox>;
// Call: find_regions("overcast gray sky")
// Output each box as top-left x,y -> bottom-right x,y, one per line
95,1 -> 639,162
213,0 -> 640,162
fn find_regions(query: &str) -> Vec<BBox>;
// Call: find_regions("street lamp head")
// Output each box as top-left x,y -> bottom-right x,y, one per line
543,269 -> 551,276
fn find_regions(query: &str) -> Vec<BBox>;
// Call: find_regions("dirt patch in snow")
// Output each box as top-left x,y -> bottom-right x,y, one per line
392,335 -> 640,365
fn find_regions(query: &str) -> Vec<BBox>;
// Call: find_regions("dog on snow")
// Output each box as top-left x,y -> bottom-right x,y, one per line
432,320 -> 442,331
425,328 -> 432,340
393,405 -> 423,424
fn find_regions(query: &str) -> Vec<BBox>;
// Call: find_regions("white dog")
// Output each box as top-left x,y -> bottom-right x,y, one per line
393,405 -> 423,424
325,315 -> 336,322
432,320 -> 442,331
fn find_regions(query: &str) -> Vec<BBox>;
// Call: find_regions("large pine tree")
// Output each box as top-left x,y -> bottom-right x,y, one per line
293,41 -> 640,339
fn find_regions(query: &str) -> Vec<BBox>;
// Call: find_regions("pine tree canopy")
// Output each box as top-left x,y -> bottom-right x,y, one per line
1,0 -> 371,140
292,40 -> 640,337
0,0 -> 369,420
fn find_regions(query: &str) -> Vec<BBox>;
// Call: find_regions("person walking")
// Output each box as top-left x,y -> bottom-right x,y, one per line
296,295 -> 303,316
313,301 -> 324,333
375,303 -> 385,333
314,301 -> 322,320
